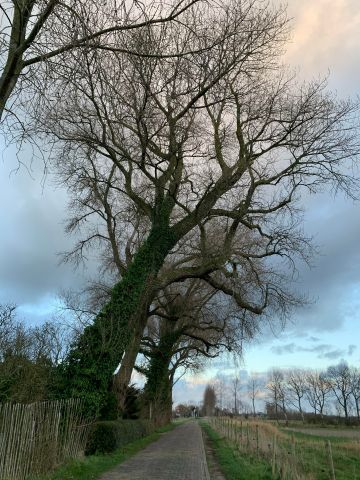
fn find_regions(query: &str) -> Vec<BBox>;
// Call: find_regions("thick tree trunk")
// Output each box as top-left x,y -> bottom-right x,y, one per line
143,328 -> 180,427
63,216 -> 178,418
112,314 -> 148,412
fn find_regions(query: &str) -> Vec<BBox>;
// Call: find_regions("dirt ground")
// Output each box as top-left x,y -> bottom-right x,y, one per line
284,427 -> 360,439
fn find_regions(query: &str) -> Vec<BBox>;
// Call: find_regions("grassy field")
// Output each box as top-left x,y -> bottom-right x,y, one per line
204,418 -> 360,480
31,423 -> 175,480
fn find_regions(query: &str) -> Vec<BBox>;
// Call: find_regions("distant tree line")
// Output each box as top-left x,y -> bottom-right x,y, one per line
198,363 -> 360,423
266,364 -> 360,422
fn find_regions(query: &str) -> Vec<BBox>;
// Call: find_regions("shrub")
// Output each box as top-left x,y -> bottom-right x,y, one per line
85,419 -> 154,455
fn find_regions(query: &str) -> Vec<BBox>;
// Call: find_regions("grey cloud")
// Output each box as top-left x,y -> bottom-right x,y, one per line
269,340 -> 358,363
309,336 -> 320,342
312,344 -> 334,355
0,150 -> 97,317
271,343 -> 297,355
271,343 -> 333,356
319,350 -> 345,361
270,343 -> 350,361
348,345 -> 357,356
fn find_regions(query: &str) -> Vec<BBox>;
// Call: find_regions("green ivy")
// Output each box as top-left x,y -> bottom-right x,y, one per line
59,206 -> 177,419
144,329 -> 182,425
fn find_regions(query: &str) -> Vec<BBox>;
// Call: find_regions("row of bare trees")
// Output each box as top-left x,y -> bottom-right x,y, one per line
267,363 -> 360,421
202,363 -> 360,422
1,0 -> 360,424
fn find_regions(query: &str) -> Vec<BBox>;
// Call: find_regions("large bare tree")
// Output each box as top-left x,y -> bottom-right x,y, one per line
35,0 -> 360,416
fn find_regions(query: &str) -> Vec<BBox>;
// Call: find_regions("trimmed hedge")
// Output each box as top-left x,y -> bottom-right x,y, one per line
85,419 -> 155,455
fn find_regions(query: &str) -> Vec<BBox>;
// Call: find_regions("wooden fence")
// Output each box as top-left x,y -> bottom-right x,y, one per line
0,399 -> 90,480
207,417 -> 360,479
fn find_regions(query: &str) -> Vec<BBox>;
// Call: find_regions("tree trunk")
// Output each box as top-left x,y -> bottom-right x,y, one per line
112,313 -> 148,412
298,400 -> 304,423
355,399 -> 360,421
63,216 -> 177,418
143,328 -> 180,427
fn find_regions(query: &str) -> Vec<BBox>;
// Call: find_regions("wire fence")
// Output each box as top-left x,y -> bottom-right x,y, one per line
206,417 -> 360,479
0,399 -> 90,480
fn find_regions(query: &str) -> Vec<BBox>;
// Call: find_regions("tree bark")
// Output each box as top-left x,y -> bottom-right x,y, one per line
112,313 -> 148,412
63,213 -> 178,418
143,327 -> 180,426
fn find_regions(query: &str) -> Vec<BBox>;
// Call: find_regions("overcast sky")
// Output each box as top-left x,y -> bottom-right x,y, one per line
1,0 -> 360,407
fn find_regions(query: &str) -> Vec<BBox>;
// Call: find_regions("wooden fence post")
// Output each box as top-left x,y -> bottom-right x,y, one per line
326,440 -> 336,480
272,433 -> 277,477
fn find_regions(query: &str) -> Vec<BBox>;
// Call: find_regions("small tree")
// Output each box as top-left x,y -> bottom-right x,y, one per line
203,385 -> 216,417
248,373 -> 262,417
231,374 -> 241,415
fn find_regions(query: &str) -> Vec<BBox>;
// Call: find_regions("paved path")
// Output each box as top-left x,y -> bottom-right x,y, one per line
99,421 -> 210,480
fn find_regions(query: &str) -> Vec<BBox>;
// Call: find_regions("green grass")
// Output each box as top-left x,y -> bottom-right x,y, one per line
202,420 -> 360,480
200,421 -> 277,480
280,432 -> 360,480
31,423 -> 175,480
281,428 -> 353,444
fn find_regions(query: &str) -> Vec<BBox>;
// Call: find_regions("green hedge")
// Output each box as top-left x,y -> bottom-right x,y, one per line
85,419 -> 155,455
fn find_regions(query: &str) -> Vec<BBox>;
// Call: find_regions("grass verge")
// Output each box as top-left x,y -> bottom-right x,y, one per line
200,421 -> 277,480
31,423 -> 175,480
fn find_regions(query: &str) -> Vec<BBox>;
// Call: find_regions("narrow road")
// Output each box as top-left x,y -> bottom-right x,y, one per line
99,421 -> 210,480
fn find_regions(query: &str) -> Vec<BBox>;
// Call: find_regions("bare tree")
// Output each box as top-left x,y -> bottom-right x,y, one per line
0,303 -> 17,357
230,374 -> 241,415
326,363 -> 353,419
248,373 -> 262,417
286,369 -> 307,422
36,0 -> 360,417
213,374 -> 228,412
267,368 -> 287,421
53,124 -> 299,413
350,367 -> 360,421
305,370 -> 331,418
